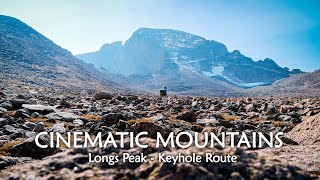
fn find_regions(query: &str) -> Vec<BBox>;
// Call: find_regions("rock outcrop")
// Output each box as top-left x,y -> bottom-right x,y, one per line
287,114 -> 320,145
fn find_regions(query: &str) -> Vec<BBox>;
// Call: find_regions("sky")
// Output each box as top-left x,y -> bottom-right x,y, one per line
0,0 -> 319,71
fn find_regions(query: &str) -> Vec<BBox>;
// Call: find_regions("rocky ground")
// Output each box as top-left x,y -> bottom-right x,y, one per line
0,84 -> 319,179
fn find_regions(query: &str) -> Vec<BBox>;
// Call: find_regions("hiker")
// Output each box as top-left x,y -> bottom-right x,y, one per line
160,87 -> 167,105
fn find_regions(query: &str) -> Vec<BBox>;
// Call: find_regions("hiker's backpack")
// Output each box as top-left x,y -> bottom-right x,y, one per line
160,90 -> 167,97
160,90 -> 165,97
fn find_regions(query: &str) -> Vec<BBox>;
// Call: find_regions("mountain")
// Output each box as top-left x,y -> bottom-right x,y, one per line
1,16 -> 312,97
0,15 -> 117,91
77,28 -> 302,89
249,70 -> 320,97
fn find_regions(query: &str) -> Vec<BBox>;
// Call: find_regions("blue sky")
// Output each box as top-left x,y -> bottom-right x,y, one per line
0,0 -> 319,71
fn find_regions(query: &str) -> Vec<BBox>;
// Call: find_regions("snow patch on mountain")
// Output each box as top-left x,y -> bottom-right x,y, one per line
202,66 -> 224,77
201,66 -> 268,88
219,75 -> 269,88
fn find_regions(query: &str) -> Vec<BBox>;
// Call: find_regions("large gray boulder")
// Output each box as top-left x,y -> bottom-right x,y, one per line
9,136 -> 56,159
22,104 -> 55,114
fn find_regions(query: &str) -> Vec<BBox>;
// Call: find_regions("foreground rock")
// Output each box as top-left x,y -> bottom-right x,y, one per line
287,114 -> 320,145
176,111 -> 197,122
9,136 -> 56,159
133,122 -> 171,138
0,85 -> 319,178
94,92 -> 113,100
22,104 -> 55,114
46,112 -> 80,121
100,113 -> 124,126
0,157 -> 16,169
0,138 -> 315,179
256,145 -> 320,176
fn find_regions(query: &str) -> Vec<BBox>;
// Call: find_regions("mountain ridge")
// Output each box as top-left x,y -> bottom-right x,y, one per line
0,15 -> 118,91
77,27 -> 303,91
249,70 -> 320,97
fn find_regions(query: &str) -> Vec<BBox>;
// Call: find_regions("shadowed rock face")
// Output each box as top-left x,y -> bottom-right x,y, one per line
77,28 -> 302,88
9,136 -> 56,159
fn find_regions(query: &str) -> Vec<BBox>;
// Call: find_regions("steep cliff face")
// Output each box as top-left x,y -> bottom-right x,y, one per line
78,28 -> 301,89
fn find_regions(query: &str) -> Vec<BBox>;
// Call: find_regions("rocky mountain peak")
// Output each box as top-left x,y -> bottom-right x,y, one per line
127,28 -> 228,53
231,50 -> 242,55
260,58 -> 277,65
99,41 -> 122,51
291,69 -> 304,74
77,27 -> 304,92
